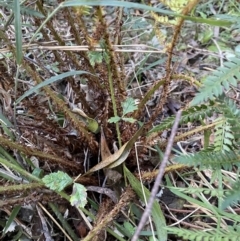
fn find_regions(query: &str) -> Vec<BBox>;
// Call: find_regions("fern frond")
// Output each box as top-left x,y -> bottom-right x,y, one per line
214,117 -> 234,152
173,150 -> 240,170
167,187 -> 226,197
166,227 -> 240,241
217,97 -> 240,142
148,103 -> 214,134
217,96 -> 240,119
191,57 -> 240,106
221,180 -> 240,209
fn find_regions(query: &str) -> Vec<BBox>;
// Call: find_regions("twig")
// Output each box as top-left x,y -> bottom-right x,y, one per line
131,110 -> 182,241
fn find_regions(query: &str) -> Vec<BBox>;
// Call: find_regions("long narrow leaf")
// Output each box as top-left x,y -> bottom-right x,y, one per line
63,1 -> 232,27
2,205 -> 21,237
13,0 -> 22,64
30,0 -> 232,44
124,166 -> 167,241
16,70 -> 94,103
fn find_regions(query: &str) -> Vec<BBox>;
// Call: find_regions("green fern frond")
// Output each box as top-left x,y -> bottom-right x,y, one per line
166,227 -> 240,241
217,97 -> 240,142
191,57 -> 240,106
217,96 -> 240,119
221,180 -> 240,209
148,103 -> 215,134
214,117 -> 234,152
167,187 -> 226,197
173,150 -> 240,170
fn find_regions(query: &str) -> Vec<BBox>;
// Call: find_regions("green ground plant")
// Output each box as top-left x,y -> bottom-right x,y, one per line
0,0 -> 240,240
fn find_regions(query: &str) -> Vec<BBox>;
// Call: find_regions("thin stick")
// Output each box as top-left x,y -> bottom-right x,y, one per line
131,110 -> 182,241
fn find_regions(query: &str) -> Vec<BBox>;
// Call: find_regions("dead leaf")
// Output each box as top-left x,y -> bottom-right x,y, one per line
83,125 -> 144,175
83,141 -> 129,175
0,88 -> 12,111
100,128 -> 122,183
100,127 -> 112,160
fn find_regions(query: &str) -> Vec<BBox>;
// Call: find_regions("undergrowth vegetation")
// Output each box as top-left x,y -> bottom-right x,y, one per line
0,0 -> 240,240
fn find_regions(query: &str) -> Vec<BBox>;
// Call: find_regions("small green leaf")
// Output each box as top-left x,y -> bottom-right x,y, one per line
122,97 -> 138,116
87,51 -> 103,67
42,171 -> 73,192
122,117 -> 137,123
87,118 -> 100,133
72,108 -> 100,133
108,116 -> 121,123
70,183 -> 87,208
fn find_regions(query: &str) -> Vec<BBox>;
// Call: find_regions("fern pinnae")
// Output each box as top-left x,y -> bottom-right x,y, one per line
213,117 -> 234,152
148,103 -> 215,134
217,96 -> 240,118
167,186 -> 226,197
174,150 -> 240,170
221,180 -> 240,210
191,57 -> 240,106
216,97 -> 240,143
165,227 -> 240,241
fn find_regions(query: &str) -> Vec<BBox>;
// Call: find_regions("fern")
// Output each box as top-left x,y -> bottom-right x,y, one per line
217,96 -> 240,119
167,187 -> 226,197
165,227 -> 240,241
191,57 -> 240,106
148,103 -> 215,134
213,117 -> 234,152
221,180 -> 240,209
173,150 -> 240,170
217,96 -> 240,143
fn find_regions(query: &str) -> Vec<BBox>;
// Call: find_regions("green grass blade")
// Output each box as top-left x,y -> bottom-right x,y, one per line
30,0 -> 232,44
62,0 -> 232,27
13,0 -> 22,64
48,203 -> 79,241
2,205 -> 21,237
16,70 -> 94,103
124,166 -> 167,241
0,113 -> 15,139
0,146 -> 22,168
0,157 -> 42,183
